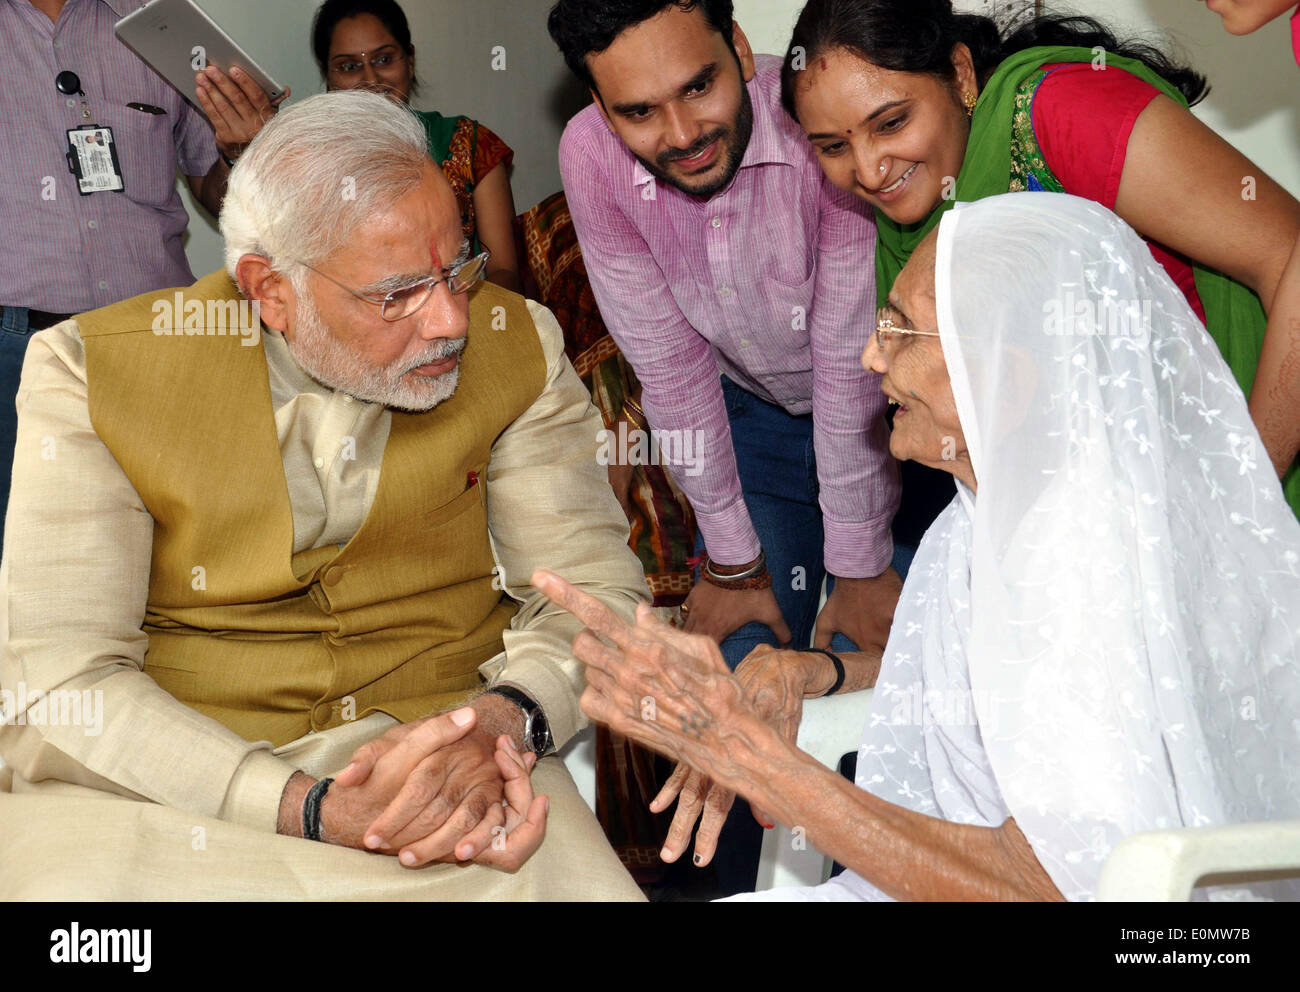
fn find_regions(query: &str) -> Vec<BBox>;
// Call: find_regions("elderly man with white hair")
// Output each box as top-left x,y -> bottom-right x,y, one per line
0,90 -> 647,900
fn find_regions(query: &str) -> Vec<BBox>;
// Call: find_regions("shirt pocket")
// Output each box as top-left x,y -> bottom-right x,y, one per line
91,102 -> 179,210
414,462 -> 490,531
750,265 -> 818,373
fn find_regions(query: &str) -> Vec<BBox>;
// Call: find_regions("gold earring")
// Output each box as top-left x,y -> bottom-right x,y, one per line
963,91 -> 977,117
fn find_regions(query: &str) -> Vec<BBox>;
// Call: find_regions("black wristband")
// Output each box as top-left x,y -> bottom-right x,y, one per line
302,777 -> 333,842
219,149 -> 238,169
806,649 -> 845,697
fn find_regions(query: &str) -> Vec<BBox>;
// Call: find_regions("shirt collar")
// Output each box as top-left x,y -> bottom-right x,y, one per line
736,64 -> 800,170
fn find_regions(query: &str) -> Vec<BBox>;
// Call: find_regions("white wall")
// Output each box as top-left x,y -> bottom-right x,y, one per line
180,0 -> 1300,277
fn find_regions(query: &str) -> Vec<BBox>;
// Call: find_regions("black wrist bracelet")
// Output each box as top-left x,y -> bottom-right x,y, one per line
806,648 -> 845,697
302,776 -> 333,842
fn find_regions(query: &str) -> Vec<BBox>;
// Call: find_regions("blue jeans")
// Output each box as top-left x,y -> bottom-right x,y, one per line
700,376 -> 907,670
0,307 -> 43,559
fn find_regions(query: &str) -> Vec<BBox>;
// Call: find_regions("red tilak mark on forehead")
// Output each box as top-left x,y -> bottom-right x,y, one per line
429,237 -> 444,270
820,57 -> 828,70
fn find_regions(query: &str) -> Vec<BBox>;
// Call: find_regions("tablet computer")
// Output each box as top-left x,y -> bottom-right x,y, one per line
114,0 -> 287,105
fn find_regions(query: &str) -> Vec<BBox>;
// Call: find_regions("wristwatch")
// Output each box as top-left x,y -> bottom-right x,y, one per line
485,685 -> 553,756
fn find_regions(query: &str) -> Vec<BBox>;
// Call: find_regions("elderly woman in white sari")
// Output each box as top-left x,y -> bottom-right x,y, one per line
532,192 -> 1300,901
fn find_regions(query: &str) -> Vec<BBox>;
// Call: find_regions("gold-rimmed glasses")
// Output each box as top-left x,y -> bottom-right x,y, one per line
874,308 -> 943,349
295,248 -> 490,322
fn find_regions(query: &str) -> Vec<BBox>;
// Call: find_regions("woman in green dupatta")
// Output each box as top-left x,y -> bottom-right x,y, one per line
780,0 -> 1300,520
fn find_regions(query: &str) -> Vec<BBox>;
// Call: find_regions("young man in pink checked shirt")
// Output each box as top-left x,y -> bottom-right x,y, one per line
549,0 -> 904,891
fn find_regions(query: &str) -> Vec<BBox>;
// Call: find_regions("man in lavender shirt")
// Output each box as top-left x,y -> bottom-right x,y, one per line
0,0 -> 280,552
549,0 -> 902,888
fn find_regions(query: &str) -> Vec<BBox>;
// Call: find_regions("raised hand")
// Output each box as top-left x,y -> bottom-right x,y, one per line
194,65 -> 288,162
531,568 -> 770,803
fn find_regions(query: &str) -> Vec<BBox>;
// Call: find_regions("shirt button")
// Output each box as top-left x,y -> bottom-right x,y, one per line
342,394 -> 353,404
66,98 -> 75,108
740,338 -> 751,348
710,216 -> 721,228
718,286 -> 732,298
314,456 -> 325,469
87,220 -> 97,230
97,280 -> 108,290
765,376 -> 776,383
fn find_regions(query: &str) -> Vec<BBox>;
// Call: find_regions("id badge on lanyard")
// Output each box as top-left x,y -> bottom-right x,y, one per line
57,70 -> 124,195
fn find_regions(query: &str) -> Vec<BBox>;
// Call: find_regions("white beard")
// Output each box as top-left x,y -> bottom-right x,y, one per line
286,294 -> 464,412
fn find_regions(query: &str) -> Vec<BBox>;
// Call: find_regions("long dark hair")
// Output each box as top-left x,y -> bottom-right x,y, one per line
311,0 -> 419,93
779,0 -> 1208,120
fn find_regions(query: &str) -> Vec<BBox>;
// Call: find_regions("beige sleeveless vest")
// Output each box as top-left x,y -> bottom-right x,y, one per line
77,270 -> 546,746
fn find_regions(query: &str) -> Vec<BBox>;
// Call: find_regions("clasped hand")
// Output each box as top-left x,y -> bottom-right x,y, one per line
318,706 -> 548,872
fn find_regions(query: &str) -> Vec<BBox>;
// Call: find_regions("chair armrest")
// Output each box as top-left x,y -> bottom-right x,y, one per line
1097,820 -> 1300,901
755,688 -> 874,891
795,688 -> 872,772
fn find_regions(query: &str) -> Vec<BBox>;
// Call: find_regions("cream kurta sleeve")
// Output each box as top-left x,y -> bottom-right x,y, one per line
480,301 -> 649,749
0,322 -> 298,832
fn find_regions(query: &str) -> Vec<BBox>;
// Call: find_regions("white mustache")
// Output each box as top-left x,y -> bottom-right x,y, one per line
401,335 -> 466,374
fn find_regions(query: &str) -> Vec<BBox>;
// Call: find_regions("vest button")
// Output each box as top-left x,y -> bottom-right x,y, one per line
323,566 -> 344,587
313,702 -> 332,726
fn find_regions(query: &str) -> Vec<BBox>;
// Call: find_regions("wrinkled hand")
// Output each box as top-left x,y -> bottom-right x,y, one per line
813,570 -> 902,654
682,580 -> 792,647
532,569 -> 771,808
653,644 -> 820,864
194,65 -> 288,161
330,709 -> 508,867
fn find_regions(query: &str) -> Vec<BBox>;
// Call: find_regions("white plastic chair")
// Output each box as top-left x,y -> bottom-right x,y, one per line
754,688 -> 872,890
558,723 -> 598,813
1097,821 -> 1300,900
